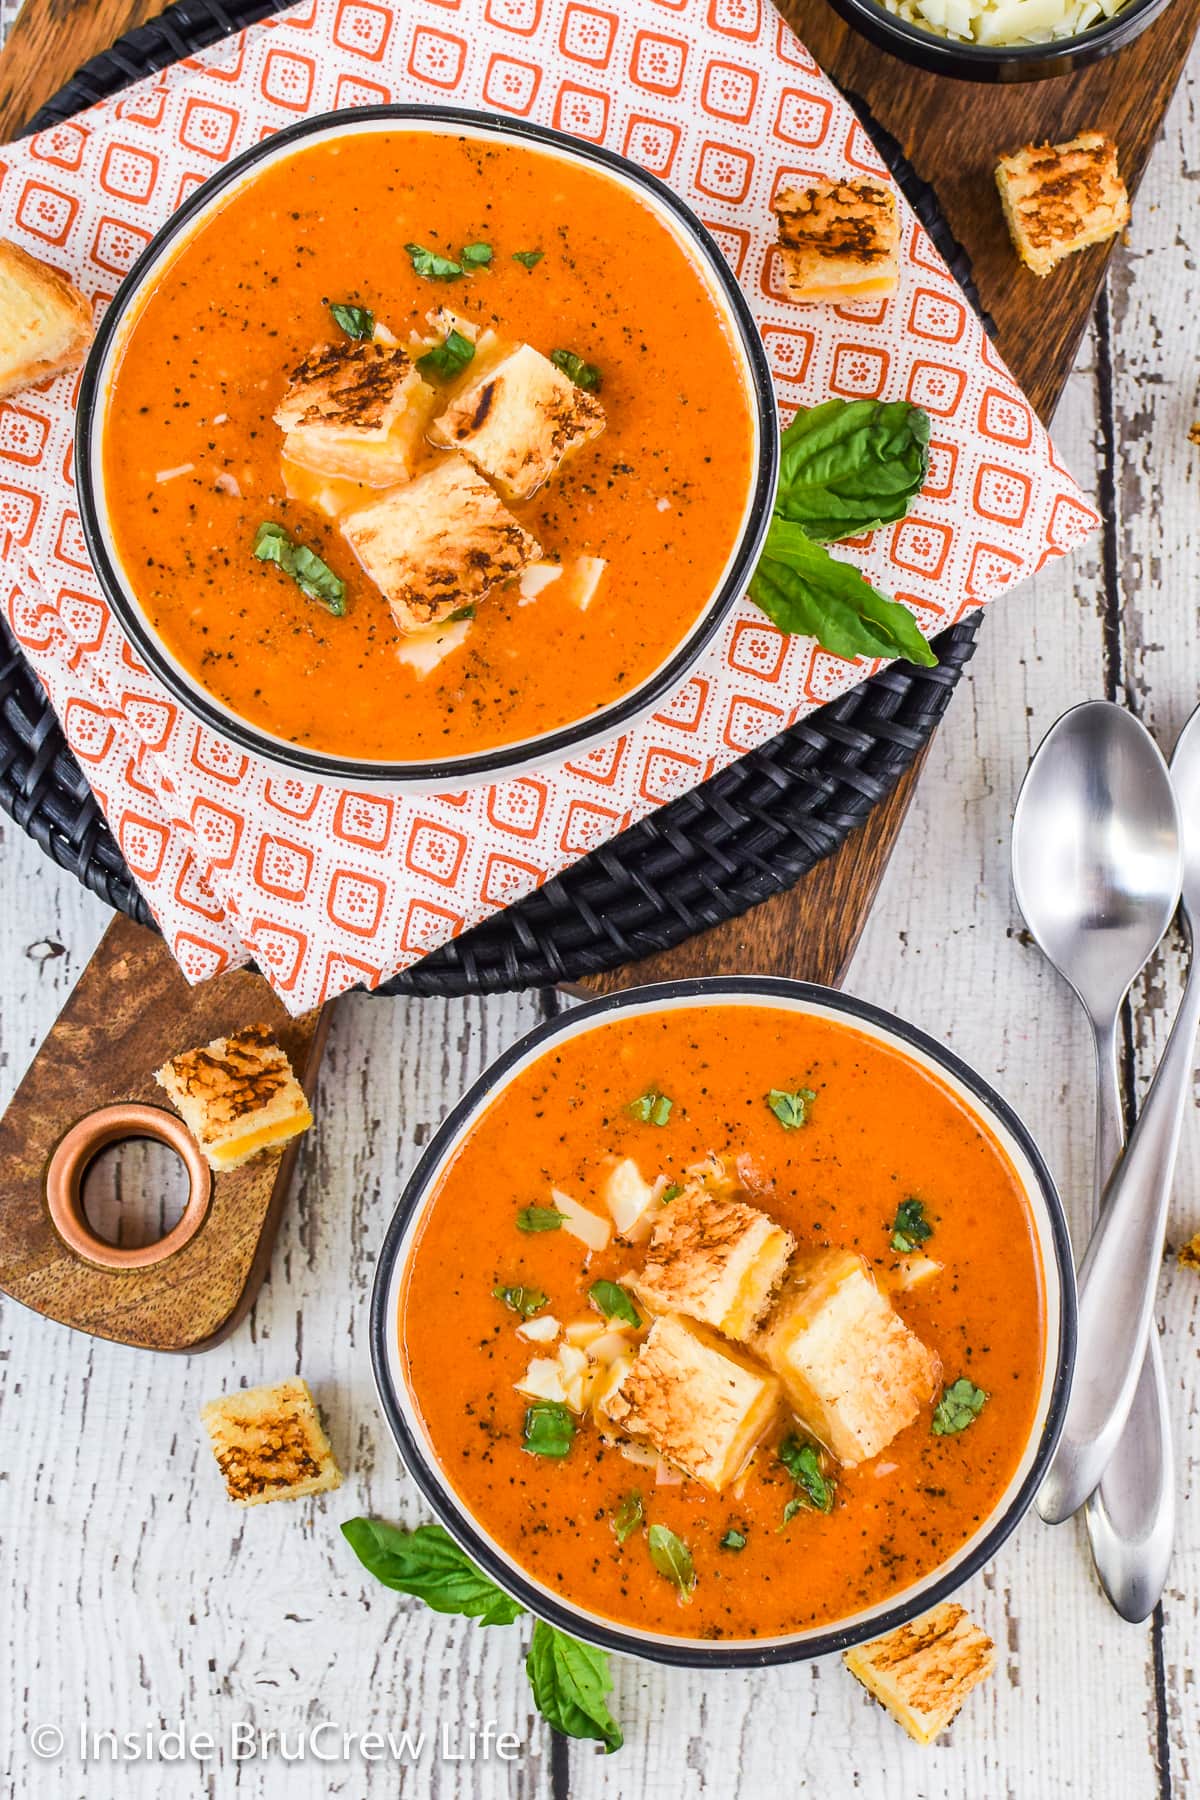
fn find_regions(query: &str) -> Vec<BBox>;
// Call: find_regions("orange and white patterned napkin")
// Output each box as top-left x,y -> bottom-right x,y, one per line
0,0 -> 1098,1011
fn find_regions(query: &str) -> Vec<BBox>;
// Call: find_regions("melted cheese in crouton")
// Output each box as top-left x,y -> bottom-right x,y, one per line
753,1250 -> 939,1465
602,1314 -> 780,1491
995,133 -> 1129,278
155,1023 -> 312,1172
844,1602 -> 996,1744
429,343 -> 606,500
275,340 -> 438,485
200,1379 -> 341,1506
342,455 -> 540,634
772,180 -> 899,304
0,240 -> 93,400
635,1181 -> 794,1341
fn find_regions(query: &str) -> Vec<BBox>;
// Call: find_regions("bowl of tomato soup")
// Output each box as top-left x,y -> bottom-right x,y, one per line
371,978 -> 1074,1667
76,106 -> 776,791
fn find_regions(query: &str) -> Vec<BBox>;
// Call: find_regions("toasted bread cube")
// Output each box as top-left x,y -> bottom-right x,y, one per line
0,240 -> 92,399
772,180 -> 899,304
602,1314 -> 779,1490
428,343 -> 605,500
342,455 -> 540,634
1178,1229 -> 1200,1270
634,1182 -> 794,1341
995,134 -> 1129,278
201,1379 -> 341,1506
754,1250 -> 939,1465
155,1022 -> 312,1173
844,1602 -> 995,1744
275,340 -> 438,485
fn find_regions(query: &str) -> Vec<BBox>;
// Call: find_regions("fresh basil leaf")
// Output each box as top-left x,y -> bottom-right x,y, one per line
891,1196 -> 933,1254
661,1183 -> 683,1203
340,1519 -> 524,1626
629,1089 -> 672,1126
493,1285 -> 548,1319
780,1496 -> 804,1527
461,241 -> 493,269
720,1527 -> 747,1551
417,328 -> 477,382
932,1377 -> 988,1436
406,242 -> 465,281
612,1491 -> 644,1545
516,1205 -> 565,1233
647,1523 -> 695,1600
588,1280 -> 640,1328
550,348 -> 602,393
750,519 -> 935,668
778,1435 -> 835,1514
523,1400 -> 575,1459
775,399 -> 930,542
253,521 -> 346,616
513,249 -> 544,270
329,301 -> 374,341
525,1619 -> 623,1752
766,1086 -> 816,1130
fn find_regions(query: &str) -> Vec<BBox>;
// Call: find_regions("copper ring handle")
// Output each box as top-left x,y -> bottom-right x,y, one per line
45,1103 -> 212,1270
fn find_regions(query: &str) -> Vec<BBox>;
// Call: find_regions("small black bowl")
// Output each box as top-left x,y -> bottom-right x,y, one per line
824,0 -> 1177,81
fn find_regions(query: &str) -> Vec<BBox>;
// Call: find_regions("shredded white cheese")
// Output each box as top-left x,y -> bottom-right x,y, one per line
879,0 -> 1119,43
155,462 -> 194,483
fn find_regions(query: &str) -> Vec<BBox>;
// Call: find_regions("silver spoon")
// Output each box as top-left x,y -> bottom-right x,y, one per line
1012,701 -> 1181,1614
1039,702 -> 1200,1529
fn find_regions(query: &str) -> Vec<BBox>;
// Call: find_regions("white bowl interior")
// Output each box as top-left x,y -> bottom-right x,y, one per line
377,987 -> 1067,1658
87,113 -> 769,789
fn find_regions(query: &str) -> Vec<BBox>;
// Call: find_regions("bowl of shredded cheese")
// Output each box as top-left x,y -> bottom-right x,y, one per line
824,0 -> 1174,78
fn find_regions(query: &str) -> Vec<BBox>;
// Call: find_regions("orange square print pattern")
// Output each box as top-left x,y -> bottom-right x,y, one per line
0,0 -> 1098,1011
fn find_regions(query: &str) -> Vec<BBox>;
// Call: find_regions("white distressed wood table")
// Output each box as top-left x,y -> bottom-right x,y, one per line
1,32 -> 1198,1800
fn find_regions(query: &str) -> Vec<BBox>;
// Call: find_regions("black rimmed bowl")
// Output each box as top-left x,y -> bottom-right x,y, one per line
370,976 -> 1076,1669
824,0 -> 1176,80
75,104 -> 778,794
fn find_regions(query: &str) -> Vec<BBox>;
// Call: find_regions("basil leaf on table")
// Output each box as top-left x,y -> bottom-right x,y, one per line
526,1619 -> 624,1753
775,399 -> 930,542
750,519 -> 935,669
340,1519 -> 524,1625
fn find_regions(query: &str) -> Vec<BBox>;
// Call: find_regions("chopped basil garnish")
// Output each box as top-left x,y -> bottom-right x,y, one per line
647,1523 -> 695,1600
588,1280 -> 640,1329
525,1618 -> 623,1753
932,1377 -> 988,1436
417,327 -> 476,382
778,1434 -> 835,1515
766,1087 -> 816,1130
329,301 -> 374,340
661,1183 -> 683,1203
891,1196 -> 933,1254
406,242 -> 465,281
551,348 -> 602,393
513,249 -> 544,269
523,1400 -> 575,1459
720,1527 -> 747,1551
461,241 -> 493,269
629,1089 -> 672,1126
493,1285 -> 548,1320
448,602 -> 476,622
612,1491 -> 644,1545
253,522 -> 346,615
516,1204 -> 566,1233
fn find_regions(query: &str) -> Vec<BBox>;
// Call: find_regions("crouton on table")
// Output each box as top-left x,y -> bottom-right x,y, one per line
0,240 -> 92,400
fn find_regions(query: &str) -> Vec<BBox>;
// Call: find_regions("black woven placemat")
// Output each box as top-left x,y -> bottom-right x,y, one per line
3,0 -> 982,994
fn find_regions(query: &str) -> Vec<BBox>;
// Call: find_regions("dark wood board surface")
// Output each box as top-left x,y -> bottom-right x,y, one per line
0,0 -> 1196,1002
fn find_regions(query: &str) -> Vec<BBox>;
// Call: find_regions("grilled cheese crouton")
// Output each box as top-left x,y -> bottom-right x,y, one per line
635,1181 -> 794,1341
602,1314 -> 780,1490
772,180 -> 899,304
201,1379 -> 341,1506
995,133 -> 1129,277
0,240 -> 92,399
275,340 -> 438,485
754,1250 -> 939,1465
342,455 -> 540,634
155,1023 -> 312,1172
844,1602 -> 996,1744
1178,1229 -> 1200,1270
429,343 -> 605,500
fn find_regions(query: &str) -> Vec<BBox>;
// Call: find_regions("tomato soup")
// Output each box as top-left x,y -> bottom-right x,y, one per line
401,1004 -> 1047,1642
99,126 -> 757,763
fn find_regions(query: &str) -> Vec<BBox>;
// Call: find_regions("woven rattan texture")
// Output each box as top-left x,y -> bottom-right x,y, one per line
2,0 -> 981,993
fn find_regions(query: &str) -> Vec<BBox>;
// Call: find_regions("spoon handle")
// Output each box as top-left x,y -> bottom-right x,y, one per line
1041,923 -> 1200,1523
1085,1331 -> 1175,1620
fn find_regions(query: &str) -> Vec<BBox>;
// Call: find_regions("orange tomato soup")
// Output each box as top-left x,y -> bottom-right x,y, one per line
100,129 -> 756,761
402,1004 -> 1046,1641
